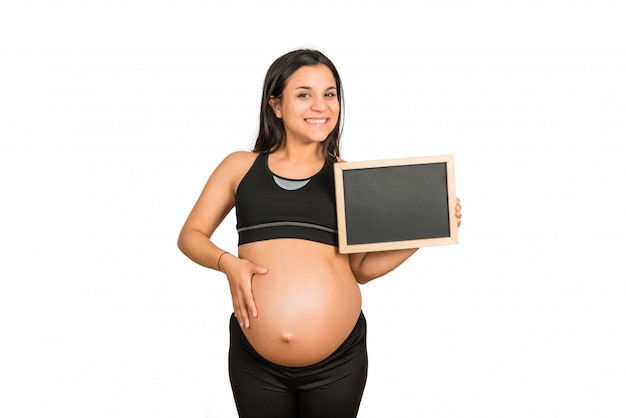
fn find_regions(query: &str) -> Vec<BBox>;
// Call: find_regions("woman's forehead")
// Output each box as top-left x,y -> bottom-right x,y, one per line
285,65 -> 336,89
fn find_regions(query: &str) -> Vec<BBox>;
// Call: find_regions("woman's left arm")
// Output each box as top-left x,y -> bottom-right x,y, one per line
349,198 -> 462,284
349,248 -> 419,284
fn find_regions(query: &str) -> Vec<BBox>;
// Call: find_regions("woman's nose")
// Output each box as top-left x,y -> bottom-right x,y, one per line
311,95 -> 327,111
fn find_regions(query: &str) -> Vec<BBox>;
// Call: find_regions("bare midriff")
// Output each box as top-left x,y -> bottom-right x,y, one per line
237,238 -> 362,367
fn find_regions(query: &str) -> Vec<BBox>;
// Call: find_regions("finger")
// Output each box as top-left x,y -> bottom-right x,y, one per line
234,290 -> 251,327
255,265 -> 269,275
237,302 -> 250,328
234,283 -> 254,328
246,267 -> 267,319
232,298 -> 244,327
244,289 -> 258,322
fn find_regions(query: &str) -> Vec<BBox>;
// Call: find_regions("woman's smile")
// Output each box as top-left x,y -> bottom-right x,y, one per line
305,118 -> 330,125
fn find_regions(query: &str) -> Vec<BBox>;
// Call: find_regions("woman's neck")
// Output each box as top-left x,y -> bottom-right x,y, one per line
274,142 -> 324,163
269,143 -> 326,179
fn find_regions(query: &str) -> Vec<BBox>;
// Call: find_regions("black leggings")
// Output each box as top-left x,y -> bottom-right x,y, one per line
228,312 -> 368,418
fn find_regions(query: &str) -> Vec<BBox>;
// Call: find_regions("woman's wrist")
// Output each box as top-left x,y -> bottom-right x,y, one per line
217,251 -> 229,272
217,251 -> 236,274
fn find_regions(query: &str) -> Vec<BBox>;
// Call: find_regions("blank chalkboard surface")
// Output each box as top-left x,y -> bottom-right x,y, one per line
334,155 -> 458,253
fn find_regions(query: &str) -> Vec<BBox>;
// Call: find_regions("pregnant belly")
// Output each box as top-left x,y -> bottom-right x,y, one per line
239,241 -> 362,367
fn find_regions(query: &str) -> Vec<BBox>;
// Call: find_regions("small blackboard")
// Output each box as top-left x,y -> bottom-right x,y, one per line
334,155 -> 458,254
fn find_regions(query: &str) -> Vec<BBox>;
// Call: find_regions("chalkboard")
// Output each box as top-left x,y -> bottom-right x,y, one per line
334,155 -> 458,254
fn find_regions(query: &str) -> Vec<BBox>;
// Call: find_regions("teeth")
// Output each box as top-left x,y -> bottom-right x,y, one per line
306,119 -> 326,124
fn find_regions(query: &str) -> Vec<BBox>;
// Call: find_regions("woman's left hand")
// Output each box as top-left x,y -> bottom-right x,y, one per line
455,197 -> 462,227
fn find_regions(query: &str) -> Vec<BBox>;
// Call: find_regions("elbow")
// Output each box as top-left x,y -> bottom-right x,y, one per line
177,230 -> 188,254
354,271 -> 374,285
354,266 -> 392,284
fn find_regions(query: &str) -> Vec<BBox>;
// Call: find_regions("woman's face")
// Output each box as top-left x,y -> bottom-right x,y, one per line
270,64 -> 339,147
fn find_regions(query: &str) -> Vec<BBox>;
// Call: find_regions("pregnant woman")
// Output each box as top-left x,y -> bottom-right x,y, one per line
177,49 -> 462,418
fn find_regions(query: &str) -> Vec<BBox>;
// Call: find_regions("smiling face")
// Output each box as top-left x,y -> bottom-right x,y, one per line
269,64 -> 340,147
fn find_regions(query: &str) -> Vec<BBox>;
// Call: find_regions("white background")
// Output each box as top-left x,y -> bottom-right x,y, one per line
1,1 -> 625,417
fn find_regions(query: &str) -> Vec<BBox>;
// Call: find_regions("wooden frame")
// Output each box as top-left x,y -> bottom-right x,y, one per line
334,155 -> 458,254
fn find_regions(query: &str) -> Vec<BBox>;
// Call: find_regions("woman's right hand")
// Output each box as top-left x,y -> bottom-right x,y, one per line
220,253 -> 268,329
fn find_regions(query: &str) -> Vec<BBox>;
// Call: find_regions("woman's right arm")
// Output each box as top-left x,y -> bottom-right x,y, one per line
177,152 -> 241,269
177,151 -> 267,328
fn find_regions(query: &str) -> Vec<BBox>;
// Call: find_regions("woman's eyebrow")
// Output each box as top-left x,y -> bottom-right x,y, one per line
294,85 -> 337,90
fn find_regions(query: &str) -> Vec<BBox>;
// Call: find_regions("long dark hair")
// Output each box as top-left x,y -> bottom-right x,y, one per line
253,49 -> 344,164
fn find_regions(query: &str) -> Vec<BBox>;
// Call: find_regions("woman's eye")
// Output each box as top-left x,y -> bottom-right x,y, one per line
297,92 -> 311,98
325,92 -> 336,97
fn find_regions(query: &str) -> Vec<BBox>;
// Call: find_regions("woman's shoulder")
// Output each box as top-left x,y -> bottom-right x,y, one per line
219,150 -> 259,169
213,151 -> 260,184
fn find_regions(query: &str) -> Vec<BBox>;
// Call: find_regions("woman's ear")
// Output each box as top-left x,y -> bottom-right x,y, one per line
268,96 -> 282,118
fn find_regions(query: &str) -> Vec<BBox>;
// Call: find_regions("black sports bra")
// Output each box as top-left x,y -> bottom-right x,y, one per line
235,153 -> 338,246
